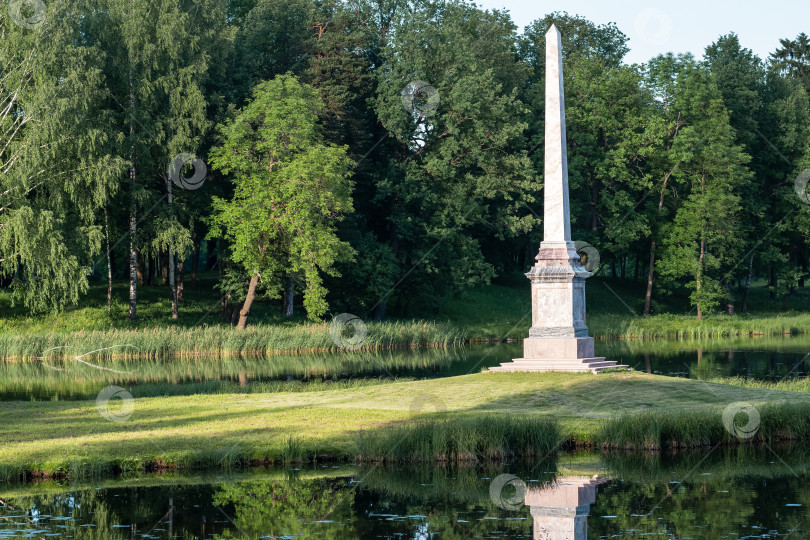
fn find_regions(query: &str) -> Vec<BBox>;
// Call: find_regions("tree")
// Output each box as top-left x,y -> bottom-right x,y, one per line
0,0 -> 124,312
84,0 -> 226,321
208,74 -> 355,326
704,34 -> 766,312
370,0 -> 537,318
770,32 -> 810,92
647,56 -> 751,318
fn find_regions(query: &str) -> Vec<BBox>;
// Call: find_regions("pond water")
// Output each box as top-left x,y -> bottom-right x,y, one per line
1,334 -> 809,401
2,447 -> 810,538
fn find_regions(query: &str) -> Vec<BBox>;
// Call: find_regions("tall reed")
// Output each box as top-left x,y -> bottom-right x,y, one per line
354,415 -> 561,463
0,321 -> 467,361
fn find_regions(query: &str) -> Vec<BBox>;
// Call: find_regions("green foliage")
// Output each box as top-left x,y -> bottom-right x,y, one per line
0,1 -> 125,311
209,74 -> 355,319
645,55 -> 751,314
1,1 -> 810,323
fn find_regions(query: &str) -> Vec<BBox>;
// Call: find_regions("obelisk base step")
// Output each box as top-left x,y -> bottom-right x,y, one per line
489,357 -> 627,374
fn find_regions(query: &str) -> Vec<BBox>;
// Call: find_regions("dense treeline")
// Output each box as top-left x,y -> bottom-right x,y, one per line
0,0 -> 808,324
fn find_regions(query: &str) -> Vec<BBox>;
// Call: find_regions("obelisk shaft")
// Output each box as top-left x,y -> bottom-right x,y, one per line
543,25 -> 571,245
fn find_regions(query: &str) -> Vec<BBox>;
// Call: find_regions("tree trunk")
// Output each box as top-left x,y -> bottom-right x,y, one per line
769,264 -> 776,300
374,227 -> 399,321
191,237 -> 200,287
696,178 -> 706,321
127,61 -> 137,322
161,251 -> 169,284
128,210 -> 137,322
620,256 -> 626,280
137,252 -> 145,285
206,239 -> 217,271
169,249 -> 178,319
284,276 -> 294,317
237,275 -> 260,329
634,253 -> 640,282
177,259 -> 184,303
220,292 -> 231,322
741,255 -> 753,313
696,237 -> 704,321
167,178 -> 178,319
147,255 -> 155,285
643,241 -> 655,316
726,284 -> 735,315
104,208 -> 113,314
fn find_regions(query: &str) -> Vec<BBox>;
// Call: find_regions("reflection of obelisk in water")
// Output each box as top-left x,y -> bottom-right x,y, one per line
490,25 -> 622,373
527,476 -> 607,540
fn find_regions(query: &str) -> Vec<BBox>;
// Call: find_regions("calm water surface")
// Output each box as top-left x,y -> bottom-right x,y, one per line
1,334 -> 809,401
2,448 -> 810,538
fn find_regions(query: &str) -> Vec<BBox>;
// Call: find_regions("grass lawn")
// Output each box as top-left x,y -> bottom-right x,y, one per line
4,371 -> 810,481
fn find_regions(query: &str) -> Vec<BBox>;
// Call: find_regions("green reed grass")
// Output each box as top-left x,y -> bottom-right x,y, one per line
0,321 -> 467,361
590,312 -> 810,340
707,376 -> 810,393
596,401 -> 810,450
354,415 -> 560,463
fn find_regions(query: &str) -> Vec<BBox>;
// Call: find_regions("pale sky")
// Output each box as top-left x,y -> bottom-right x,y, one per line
476,0 -> 809,65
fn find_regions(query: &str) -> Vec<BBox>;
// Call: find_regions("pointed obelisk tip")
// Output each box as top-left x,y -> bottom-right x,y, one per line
547,23 -> 560,37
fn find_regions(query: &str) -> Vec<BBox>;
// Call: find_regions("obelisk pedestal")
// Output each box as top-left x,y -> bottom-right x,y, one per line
489,25 -> 623,374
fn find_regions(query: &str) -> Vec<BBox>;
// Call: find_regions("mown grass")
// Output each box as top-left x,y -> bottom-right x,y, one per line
4,371 -> 810,481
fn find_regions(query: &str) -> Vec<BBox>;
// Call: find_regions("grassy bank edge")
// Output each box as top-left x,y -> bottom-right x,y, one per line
5,400 -> 810,483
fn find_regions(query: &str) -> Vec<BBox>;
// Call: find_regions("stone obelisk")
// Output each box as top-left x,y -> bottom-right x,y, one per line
490,25 -> 622,373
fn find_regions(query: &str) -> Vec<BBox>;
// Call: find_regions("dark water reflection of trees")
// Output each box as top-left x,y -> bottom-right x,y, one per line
3,447 -> 810,538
